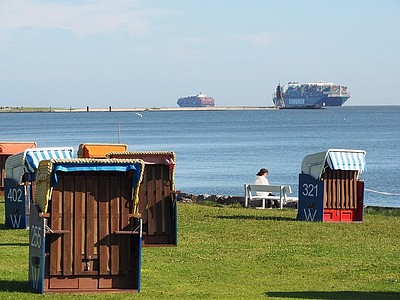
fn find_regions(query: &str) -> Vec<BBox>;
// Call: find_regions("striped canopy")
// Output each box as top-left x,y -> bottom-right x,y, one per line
5,147 -> 74,183
326,150 -> 366,172
24,148 -> 74,174
301,149 -> 366,180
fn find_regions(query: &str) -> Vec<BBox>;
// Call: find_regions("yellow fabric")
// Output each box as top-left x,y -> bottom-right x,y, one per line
35,160 -> 53,213
132,159 -> 145,215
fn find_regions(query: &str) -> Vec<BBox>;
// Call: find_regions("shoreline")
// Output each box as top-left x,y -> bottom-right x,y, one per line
176,192 -> 400,210
1,105 -> 398,113
0,106 -> 278,113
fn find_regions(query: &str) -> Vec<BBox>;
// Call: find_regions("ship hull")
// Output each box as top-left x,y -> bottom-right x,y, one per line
177,102 -> 214,108
177,93 -> 215,107
273,96 -> 349,107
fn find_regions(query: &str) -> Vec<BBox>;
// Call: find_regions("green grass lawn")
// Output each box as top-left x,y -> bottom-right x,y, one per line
0,200 -> 399,299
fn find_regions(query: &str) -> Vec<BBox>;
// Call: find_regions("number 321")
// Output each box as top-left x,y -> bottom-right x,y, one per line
302,183 -> 318,197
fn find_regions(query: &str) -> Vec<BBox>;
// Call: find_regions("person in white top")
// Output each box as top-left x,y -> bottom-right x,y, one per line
253,168 -> 275,208
254,168 -> 270,185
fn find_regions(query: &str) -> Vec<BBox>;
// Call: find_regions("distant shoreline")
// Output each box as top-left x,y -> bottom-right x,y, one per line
1,105 -> 398,113
0,106 -> 279,113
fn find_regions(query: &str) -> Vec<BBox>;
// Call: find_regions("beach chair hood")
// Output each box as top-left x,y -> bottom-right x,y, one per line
35,158 -> 145,213
5,147 -> 74,183
0,142 -> 36,155
77,143 -> 128,158
107,150 -> 176,186
301,149 -> 366,180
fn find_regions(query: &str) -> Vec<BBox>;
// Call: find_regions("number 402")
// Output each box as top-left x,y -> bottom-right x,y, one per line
7,188 -> 23,202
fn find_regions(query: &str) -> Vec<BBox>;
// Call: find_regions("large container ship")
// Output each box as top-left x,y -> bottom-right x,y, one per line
273,82 -> 350,108
177,92 -> 215,107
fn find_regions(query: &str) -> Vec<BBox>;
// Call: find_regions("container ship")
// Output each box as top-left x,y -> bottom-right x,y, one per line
177,92 -> 215,107
272,82 -> 350,108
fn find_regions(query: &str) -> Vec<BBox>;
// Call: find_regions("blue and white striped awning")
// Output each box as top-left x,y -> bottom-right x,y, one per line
301,149 -> 366,180
24,148 -> 74,174
326,150 -> 366,172
5,147 -> 74,183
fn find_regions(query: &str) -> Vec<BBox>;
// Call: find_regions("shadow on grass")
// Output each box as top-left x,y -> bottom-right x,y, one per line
0,223 -> 28,231
216,215 -> 295,222
0,242 -> 29,246
265,291 -> 400,300
0,280 -> 32,293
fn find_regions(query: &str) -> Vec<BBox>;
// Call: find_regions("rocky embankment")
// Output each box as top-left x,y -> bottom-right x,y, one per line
176,192 -> 298,208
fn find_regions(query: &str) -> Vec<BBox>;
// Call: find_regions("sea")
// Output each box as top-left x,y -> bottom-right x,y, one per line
1,105 -> 399,207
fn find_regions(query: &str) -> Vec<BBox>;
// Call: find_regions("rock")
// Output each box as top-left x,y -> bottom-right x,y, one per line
176,192 -> 245,206
176,191 -> 297,209
196,194 -> 210,202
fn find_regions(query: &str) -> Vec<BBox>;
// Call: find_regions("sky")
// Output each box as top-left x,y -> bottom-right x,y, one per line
0,0 -> 399,108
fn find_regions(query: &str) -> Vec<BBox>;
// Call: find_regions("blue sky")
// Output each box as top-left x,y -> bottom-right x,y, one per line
0,0 -> 399,108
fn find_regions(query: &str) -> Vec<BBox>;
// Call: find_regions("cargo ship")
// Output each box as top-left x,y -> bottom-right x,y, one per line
177,92 -> 215,107
273,82 -> 350,108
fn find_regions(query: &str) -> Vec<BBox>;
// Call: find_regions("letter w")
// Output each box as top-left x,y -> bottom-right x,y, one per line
30,265 -> 40,290
303,209 -> 317,221
10,214 -> 21,228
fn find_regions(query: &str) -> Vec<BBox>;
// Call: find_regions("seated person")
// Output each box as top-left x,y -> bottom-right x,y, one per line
254,168 -> 276,208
